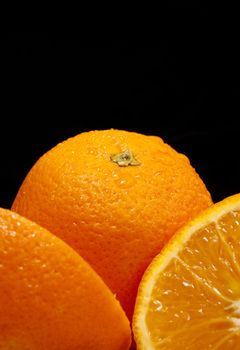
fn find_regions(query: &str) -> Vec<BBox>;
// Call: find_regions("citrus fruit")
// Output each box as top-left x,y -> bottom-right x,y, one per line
12,129 -> 212,320
133,193 -> 240,349
0,207 -> 131,350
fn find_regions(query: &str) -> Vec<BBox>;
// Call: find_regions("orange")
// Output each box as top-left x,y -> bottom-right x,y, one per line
133,193 -> 240,349
12,129 -> 212,320
0,207 -> 131,350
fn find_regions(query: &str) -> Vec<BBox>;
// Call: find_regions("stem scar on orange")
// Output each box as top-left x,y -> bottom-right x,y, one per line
0,208 -> 131,350
12,129 -> 213,321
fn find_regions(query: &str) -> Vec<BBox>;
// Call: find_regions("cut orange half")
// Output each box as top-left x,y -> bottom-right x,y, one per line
133,194 -> 240,349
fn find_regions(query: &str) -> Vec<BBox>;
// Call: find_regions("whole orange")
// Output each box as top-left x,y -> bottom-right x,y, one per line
0,207 -> 131,350
12,129 -> 212,320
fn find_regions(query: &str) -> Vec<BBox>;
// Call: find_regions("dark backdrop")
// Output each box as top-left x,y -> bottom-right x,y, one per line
1,16 -> 239,208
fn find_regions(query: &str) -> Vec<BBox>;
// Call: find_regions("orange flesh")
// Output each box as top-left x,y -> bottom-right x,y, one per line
146,210 -> 240,349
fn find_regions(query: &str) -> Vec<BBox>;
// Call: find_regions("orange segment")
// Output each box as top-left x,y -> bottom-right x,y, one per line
133,194 -> 240,349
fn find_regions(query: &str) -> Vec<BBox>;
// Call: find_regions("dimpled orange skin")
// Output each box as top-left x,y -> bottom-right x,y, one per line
12,129 -> 213,321
0,208 -> 131,350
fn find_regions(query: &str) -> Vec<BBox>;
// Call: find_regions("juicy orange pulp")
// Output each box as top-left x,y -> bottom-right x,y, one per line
134,195 -> 240,349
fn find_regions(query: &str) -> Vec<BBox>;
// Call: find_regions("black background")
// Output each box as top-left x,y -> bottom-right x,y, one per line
0,11 -> 239,208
